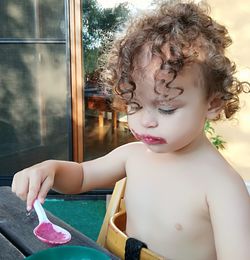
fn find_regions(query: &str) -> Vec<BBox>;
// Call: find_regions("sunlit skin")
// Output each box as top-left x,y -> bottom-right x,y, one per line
12,52 -> 250,259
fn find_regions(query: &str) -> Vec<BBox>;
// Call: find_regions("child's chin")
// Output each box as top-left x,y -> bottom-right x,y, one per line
146,144 -> 170,154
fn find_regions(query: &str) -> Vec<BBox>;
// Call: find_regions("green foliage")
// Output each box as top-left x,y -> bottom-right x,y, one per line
84,48 -> 100,76
204,121 -> 226,150
82,0 -> 130,78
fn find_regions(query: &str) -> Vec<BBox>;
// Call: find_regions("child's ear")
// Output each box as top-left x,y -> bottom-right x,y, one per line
206,94 -> 225,120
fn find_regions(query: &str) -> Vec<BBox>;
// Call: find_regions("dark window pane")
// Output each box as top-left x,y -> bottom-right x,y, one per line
0,43 -> 70,176
0,0 -> 65,39
38,0 -> 66,39
0,0 -> 70,184
0,0 -> 35,38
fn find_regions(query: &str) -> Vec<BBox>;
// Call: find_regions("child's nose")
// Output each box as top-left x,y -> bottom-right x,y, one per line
141,109 -> 158,128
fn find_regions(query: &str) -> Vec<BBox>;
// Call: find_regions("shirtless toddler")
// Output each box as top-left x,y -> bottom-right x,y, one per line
12,1 -> 250,259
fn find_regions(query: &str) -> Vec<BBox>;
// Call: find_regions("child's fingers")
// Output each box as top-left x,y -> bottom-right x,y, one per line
12,171 -> 29,201
26,177 -> 42,211
37,177 -> 54,204
11,174 -> 17,193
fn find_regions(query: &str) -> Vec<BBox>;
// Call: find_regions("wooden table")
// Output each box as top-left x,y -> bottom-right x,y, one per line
0,186 -> 119,259
86,95 -> 118,129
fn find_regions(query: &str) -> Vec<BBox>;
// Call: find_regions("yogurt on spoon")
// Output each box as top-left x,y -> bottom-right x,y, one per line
33,199 -> 71,244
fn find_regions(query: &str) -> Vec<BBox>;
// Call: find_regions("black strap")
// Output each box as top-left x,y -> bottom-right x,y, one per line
125,237 -> 148,260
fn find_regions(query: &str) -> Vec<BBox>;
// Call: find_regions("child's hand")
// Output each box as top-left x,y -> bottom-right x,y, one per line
12,160 -> 56,211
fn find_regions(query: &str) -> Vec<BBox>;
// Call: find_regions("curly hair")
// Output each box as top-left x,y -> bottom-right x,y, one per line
100,0 -> 249,120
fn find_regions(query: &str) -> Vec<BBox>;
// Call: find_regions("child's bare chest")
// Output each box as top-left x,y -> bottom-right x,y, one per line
124,158 -> 216,259
125,173 -> 209,234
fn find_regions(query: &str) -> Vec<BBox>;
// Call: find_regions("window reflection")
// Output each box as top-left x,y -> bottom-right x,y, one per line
0,0 -> 71,182
84,76 -> 135,161
82,1 -> 135,160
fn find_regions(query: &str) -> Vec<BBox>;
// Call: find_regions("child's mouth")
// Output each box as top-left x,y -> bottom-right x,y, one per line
132,131 -> 167,145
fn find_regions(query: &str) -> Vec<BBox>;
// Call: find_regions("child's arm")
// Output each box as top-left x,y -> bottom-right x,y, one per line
207,172 -> 250,260
12,143 -> 134,211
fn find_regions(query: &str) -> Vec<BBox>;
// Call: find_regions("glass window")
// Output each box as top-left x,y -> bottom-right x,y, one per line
0,0 -> 71,185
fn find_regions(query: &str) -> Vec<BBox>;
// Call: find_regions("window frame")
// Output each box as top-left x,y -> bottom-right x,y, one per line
69,0 -> 84,163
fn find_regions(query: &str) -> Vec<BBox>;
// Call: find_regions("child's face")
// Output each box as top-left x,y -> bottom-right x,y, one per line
127,55 -> 210,154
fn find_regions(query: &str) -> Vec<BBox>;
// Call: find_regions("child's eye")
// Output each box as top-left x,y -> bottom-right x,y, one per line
158,108 -> 177,115
127,102 -> 142,115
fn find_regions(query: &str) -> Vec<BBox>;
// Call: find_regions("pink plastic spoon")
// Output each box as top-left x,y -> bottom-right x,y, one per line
33,199 -> 71,244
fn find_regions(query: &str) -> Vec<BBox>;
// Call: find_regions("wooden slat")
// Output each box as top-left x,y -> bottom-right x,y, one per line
0,233 -> 24,260
69,0 -> 84,162
97,178 -> 127,246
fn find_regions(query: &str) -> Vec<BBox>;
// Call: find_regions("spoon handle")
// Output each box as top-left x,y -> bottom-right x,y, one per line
33,199 -> 49,223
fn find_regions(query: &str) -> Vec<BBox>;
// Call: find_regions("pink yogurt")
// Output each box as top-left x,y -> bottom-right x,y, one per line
35,222 -> 68,244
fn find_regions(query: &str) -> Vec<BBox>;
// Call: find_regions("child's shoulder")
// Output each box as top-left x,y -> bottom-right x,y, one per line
201,149 -> 242,180
202,151 -> 248,201
207,162 -> 245,191
192,145 -> 248,196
